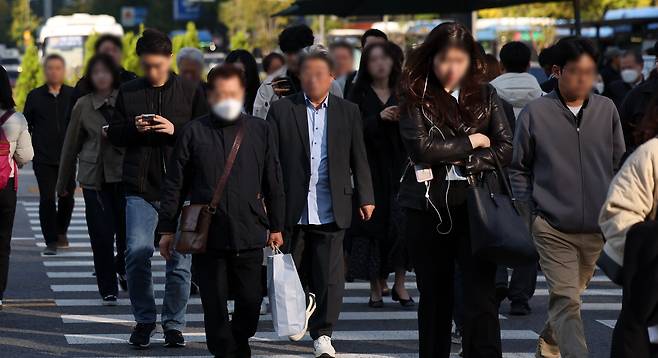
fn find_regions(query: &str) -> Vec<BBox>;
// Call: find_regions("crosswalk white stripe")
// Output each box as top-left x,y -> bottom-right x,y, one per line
10,237 -> 35,241
30,219 -> 87,225
48,281 -> 621,296
22,199 -> 85,206
85,355 -> 536,358
34,233 -> 89,238
48,271 -> 158,278
61,311 -> 422,324
32,226 -> 88,232
65,329 -> 539,344
28,213 -> 85,218
581,303 -> 621,310
24,207 -> 86,212
44,260 -> 164,267
38,243 -> 93,248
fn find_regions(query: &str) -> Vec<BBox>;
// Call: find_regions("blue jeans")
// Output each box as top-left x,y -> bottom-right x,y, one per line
125,196 -> 191,331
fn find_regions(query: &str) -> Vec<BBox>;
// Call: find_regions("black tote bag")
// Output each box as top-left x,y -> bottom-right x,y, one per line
466,150 -> 538,267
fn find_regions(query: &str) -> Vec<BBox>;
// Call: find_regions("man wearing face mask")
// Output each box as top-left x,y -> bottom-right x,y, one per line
604,50 -> 645,109
158,64 -> 285,358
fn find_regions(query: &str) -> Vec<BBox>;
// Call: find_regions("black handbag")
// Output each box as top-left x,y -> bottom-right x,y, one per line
466,149 -> 538,266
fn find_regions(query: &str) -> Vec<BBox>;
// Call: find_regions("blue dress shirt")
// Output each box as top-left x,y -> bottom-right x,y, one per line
298,94 -> 335,225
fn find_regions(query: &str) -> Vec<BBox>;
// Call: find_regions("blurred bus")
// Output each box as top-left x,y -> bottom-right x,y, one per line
39,13 -> 124,78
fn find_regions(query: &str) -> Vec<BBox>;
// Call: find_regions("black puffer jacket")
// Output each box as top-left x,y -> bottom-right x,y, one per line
398,84 -> 513,210
107,74 -> 207,201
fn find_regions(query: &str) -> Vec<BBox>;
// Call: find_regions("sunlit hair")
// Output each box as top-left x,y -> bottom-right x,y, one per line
399,22 -> 486,128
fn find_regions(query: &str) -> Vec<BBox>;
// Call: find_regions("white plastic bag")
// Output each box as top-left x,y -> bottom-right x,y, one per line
267,248 -> 306,336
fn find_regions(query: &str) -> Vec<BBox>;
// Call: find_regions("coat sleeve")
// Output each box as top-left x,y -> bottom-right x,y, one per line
157,124 -> 193,233
399,107 -> 474,166
263,122 -> 285,232
56,101 -> 85,194
463,90 -> 514,173
107,88 -> 140,147
349,104 -> 375,206
13,113 -> 33,165
23,92 -> 35,134
253,82 -> 273,119
599,141 -> 657,265
509,107 -> 535,204
611,106 -> 626,171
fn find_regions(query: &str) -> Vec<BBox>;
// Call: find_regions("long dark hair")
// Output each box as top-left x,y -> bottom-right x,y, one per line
399,22 -> 486,128
635,92 -> 658,144
83,53 -> 121,93
0,66 -> 15,110
349,41 -> 402,101
226,49 -> 260,115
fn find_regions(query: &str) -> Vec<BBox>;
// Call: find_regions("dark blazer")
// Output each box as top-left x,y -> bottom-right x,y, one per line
266,92 -> 375,229
157,114 -> 284,252
23,84 -> 74,165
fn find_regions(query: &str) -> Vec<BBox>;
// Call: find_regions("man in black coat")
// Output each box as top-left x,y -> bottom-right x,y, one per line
107,29 -> 206,349
267,46 -> 374,358
23,54 -> 75,255
157,64 -> 284,358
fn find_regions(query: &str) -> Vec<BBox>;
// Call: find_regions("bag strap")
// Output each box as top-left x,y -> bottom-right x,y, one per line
487,148 -> 522,212
208,121 -> 246,212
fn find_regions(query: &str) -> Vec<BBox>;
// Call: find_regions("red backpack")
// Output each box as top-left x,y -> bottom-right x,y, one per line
0,110 -> 18,190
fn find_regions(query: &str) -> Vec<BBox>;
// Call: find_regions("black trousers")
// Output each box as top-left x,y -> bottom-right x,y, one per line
0,178 -> 17,299
82,184 -> 126,297
406,206 -> 501,358
33,163 -> 75,244
289,223 -> 345,339
195,248 -> 263,358
495,262 -> 538,305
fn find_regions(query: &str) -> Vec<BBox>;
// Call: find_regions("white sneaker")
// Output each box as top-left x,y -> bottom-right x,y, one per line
288,292 -> 317,341
313,335 -> 336,358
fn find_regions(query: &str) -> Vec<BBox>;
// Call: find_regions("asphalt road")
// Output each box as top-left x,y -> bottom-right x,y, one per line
0,165 -> 620,357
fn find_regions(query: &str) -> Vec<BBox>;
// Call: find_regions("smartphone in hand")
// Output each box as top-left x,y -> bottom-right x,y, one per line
141,114 -> 156,125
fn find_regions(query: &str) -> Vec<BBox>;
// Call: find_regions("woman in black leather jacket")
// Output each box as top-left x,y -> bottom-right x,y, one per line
398,22 -> 513,358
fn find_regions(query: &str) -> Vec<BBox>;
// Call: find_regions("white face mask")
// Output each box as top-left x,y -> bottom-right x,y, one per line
212,99 -> 243,121
621,69 -> 640,84
594,81 -> 605,94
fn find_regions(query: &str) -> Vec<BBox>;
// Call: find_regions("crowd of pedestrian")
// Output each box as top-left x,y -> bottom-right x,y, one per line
0,19 -> 657,358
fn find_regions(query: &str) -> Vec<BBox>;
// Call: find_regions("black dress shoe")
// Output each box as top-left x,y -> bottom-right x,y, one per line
392,285 -> 415,307
368,297 -> 384,308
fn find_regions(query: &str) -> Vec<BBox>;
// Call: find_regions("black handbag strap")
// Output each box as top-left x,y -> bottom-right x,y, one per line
487,148 -> 522,212
208,121 -> 245,212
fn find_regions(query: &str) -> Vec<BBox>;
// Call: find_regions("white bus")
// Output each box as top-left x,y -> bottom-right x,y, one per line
39,13 -> 123,77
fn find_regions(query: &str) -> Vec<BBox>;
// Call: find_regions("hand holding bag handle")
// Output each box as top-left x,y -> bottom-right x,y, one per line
466,148 -> 538,266
176,121 -> 246,254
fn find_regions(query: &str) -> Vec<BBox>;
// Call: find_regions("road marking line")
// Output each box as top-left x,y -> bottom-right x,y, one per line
31,226 -> 88,232
34,233 -> 90,239
83,354 -> 536,358
38,242 -> 93,248
30,219 -> 87,225
44,260 -> 164,267
24,207 -> 86,212
10,237 -> 35,241
28,213 -> 85,218
581,303 -> 621,310
61,311 -> 423,324
64,330 -> 539,344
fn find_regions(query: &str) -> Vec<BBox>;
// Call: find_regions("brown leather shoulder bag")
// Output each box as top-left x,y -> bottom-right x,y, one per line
175,122 -> 245,254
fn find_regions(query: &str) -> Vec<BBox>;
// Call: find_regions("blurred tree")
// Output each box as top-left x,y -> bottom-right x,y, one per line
171,21 -> 201,72
0,0 -> 12,45
10,0 -> 40,47
219,0 -> 293,52
121,25 -> 144,77
14,45 -> 44,110
229,30 -> 250,50
479,0 -> 653,20
82,31 -> 99,69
